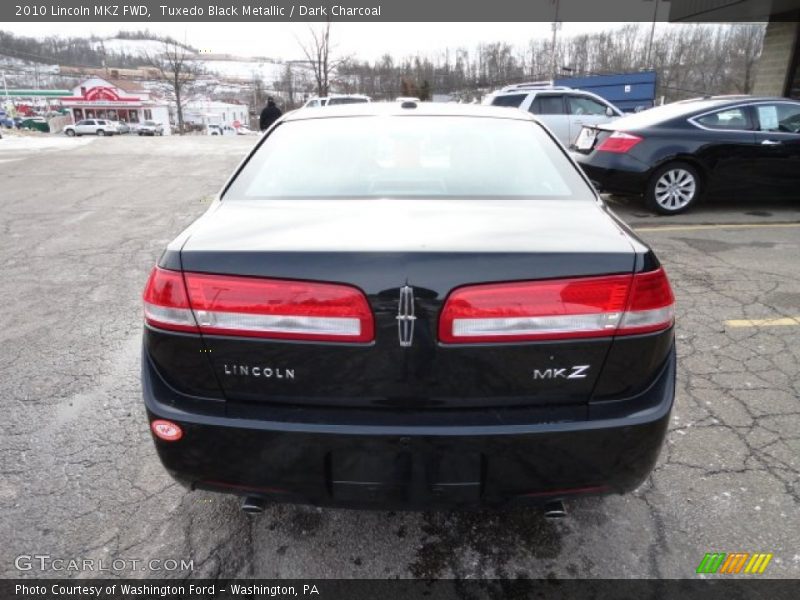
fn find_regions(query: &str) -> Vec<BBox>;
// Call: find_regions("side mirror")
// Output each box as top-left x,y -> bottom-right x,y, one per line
606,106 -> 616,117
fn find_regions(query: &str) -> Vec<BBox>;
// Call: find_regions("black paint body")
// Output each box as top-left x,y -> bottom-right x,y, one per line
573,96 -> 800,201
142,105 -> 675,508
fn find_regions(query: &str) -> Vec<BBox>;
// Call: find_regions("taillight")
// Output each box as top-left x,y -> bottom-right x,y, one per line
596,131 -> 643,154
617,268 -> 675,335
439,268 -> 674,344
142,266 -> 374,343
143,267 -> 199,333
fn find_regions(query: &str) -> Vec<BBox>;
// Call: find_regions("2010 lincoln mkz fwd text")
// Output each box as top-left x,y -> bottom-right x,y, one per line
141,103 -> 676,512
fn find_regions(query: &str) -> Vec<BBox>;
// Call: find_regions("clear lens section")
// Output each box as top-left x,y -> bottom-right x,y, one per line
618,306 -> 675,333
144,302 -> 198,330
452,312 -> 622,339
193,310 -> 361,339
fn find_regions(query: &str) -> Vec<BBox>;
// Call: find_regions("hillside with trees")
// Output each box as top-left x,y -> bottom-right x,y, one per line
332,23 -> 765,103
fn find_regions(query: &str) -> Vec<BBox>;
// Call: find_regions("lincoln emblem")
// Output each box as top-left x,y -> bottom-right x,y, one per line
396,285 -> 417,347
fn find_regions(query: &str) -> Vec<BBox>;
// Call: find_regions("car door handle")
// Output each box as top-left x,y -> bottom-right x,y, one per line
761,139 -> 782,145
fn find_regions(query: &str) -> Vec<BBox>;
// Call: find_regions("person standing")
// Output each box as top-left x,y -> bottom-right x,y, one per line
259,97 -> 282,132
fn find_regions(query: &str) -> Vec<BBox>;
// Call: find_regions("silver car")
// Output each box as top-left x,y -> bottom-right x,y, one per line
64,119 -> 119,137
137,120 -> 164,136
484,83 -> 622,147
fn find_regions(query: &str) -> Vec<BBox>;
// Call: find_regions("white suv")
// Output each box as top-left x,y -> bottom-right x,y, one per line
303,95 -> 371,108
484,83 -> 622,147
64,119 -> 119,137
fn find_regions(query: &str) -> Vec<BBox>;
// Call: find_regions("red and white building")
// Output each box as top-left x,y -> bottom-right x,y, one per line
60,77 -> 171,134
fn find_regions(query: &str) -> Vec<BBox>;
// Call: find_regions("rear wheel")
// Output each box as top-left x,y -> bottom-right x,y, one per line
646,162 -> 701,215
97,129 -> 105,136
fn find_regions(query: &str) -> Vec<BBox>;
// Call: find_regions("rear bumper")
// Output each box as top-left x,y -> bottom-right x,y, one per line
573,151 -> 653,196
142,346 -> 675,509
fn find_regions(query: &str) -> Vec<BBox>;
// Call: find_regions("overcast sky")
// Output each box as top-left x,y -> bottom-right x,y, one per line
8,22 -> 641,62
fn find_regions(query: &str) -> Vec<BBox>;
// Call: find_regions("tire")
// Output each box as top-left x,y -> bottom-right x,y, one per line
138,132 -> 143,136
65,129 -> 75,137
97,130 -> 105,136
645,162 -> 702,215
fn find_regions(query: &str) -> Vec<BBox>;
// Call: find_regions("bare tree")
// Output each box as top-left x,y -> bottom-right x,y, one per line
145,40 -> 202,134
297,20 -> 342,98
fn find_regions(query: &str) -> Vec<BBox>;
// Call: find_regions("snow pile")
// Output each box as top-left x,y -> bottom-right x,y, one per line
91,38 -> 180,58
0,132 -> 94,157
199,59 -> 287,83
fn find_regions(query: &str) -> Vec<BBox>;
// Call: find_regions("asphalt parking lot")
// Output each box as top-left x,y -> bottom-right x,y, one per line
0,135 -> 797,579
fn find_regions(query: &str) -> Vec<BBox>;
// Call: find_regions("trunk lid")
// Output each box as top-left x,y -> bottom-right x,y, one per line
176,199 -> 636,409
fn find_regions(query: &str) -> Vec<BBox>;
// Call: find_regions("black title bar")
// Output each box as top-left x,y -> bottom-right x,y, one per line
3,578 -> 800,600
4,0 -> 799,23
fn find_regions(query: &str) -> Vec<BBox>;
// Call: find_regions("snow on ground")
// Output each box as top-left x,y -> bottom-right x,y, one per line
89,37 -> 310,88
199,59 -> 287,83
91,38 -> 174,57
0,133 -> 94,159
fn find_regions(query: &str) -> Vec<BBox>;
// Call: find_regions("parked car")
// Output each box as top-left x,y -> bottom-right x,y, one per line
572,96 -> 800,214
302,95 -> 371,108
207,124 -> 236,136
114,121 -> 131,134
484,83 -> 622,148
19,116 -> 51,133
138,120 -> 164,136
141,103 -> 676,511
64,119 -> 118,136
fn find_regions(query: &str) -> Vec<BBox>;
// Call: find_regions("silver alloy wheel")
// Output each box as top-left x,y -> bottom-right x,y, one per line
654,168 -> 696,211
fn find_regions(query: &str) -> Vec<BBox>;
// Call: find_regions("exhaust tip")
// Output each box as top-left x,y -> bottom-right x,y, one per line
240,496 -> 266,514
543,500 -> 567,520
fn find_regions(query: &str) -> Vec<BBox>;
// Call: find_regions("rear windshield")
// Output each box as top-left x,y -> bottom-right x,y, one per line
327,97 -> 369,105
224,116 -> 591,200
491,94 -> 527,108
610,99 -> 732,128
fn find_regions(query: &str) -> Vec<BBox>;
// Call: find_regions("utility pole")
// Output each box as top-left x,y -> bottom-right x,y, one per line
550,0 -> 561,79
646,0 -> 660,68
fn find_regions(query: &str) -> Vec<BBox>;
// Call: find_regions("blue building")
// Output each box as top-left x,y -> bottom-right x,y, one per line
554,71 -> 658,113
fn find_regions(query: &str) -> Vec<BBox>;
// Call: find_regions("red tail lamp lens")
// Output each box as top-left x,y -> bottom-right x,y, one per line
596,131 -> 643,154
439,268 -> 674,343
142,267 -> 374,342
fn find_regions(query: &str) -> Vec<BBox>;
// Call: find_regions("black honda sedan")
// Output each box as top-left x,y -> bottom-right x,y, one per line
572,96 -> 800,214
142,103 -> 675,512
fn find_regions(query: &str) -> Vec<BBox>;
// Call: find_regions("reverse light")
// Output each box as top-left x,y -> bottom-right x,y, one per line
596,131 -> 643,154
143,267 -> 374,342
150,419 -> 183,442
439,268 -> 674,344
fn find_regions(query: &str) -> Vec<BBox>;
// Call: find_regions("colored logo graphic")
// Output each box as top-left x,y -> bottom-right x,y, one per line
696,552 -> 773,574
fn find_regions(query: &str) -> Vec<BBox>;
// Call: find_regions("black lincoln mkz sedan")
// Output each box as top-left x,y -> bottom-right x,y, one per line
142,103 -> 676,512
572,96 -> 800,214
